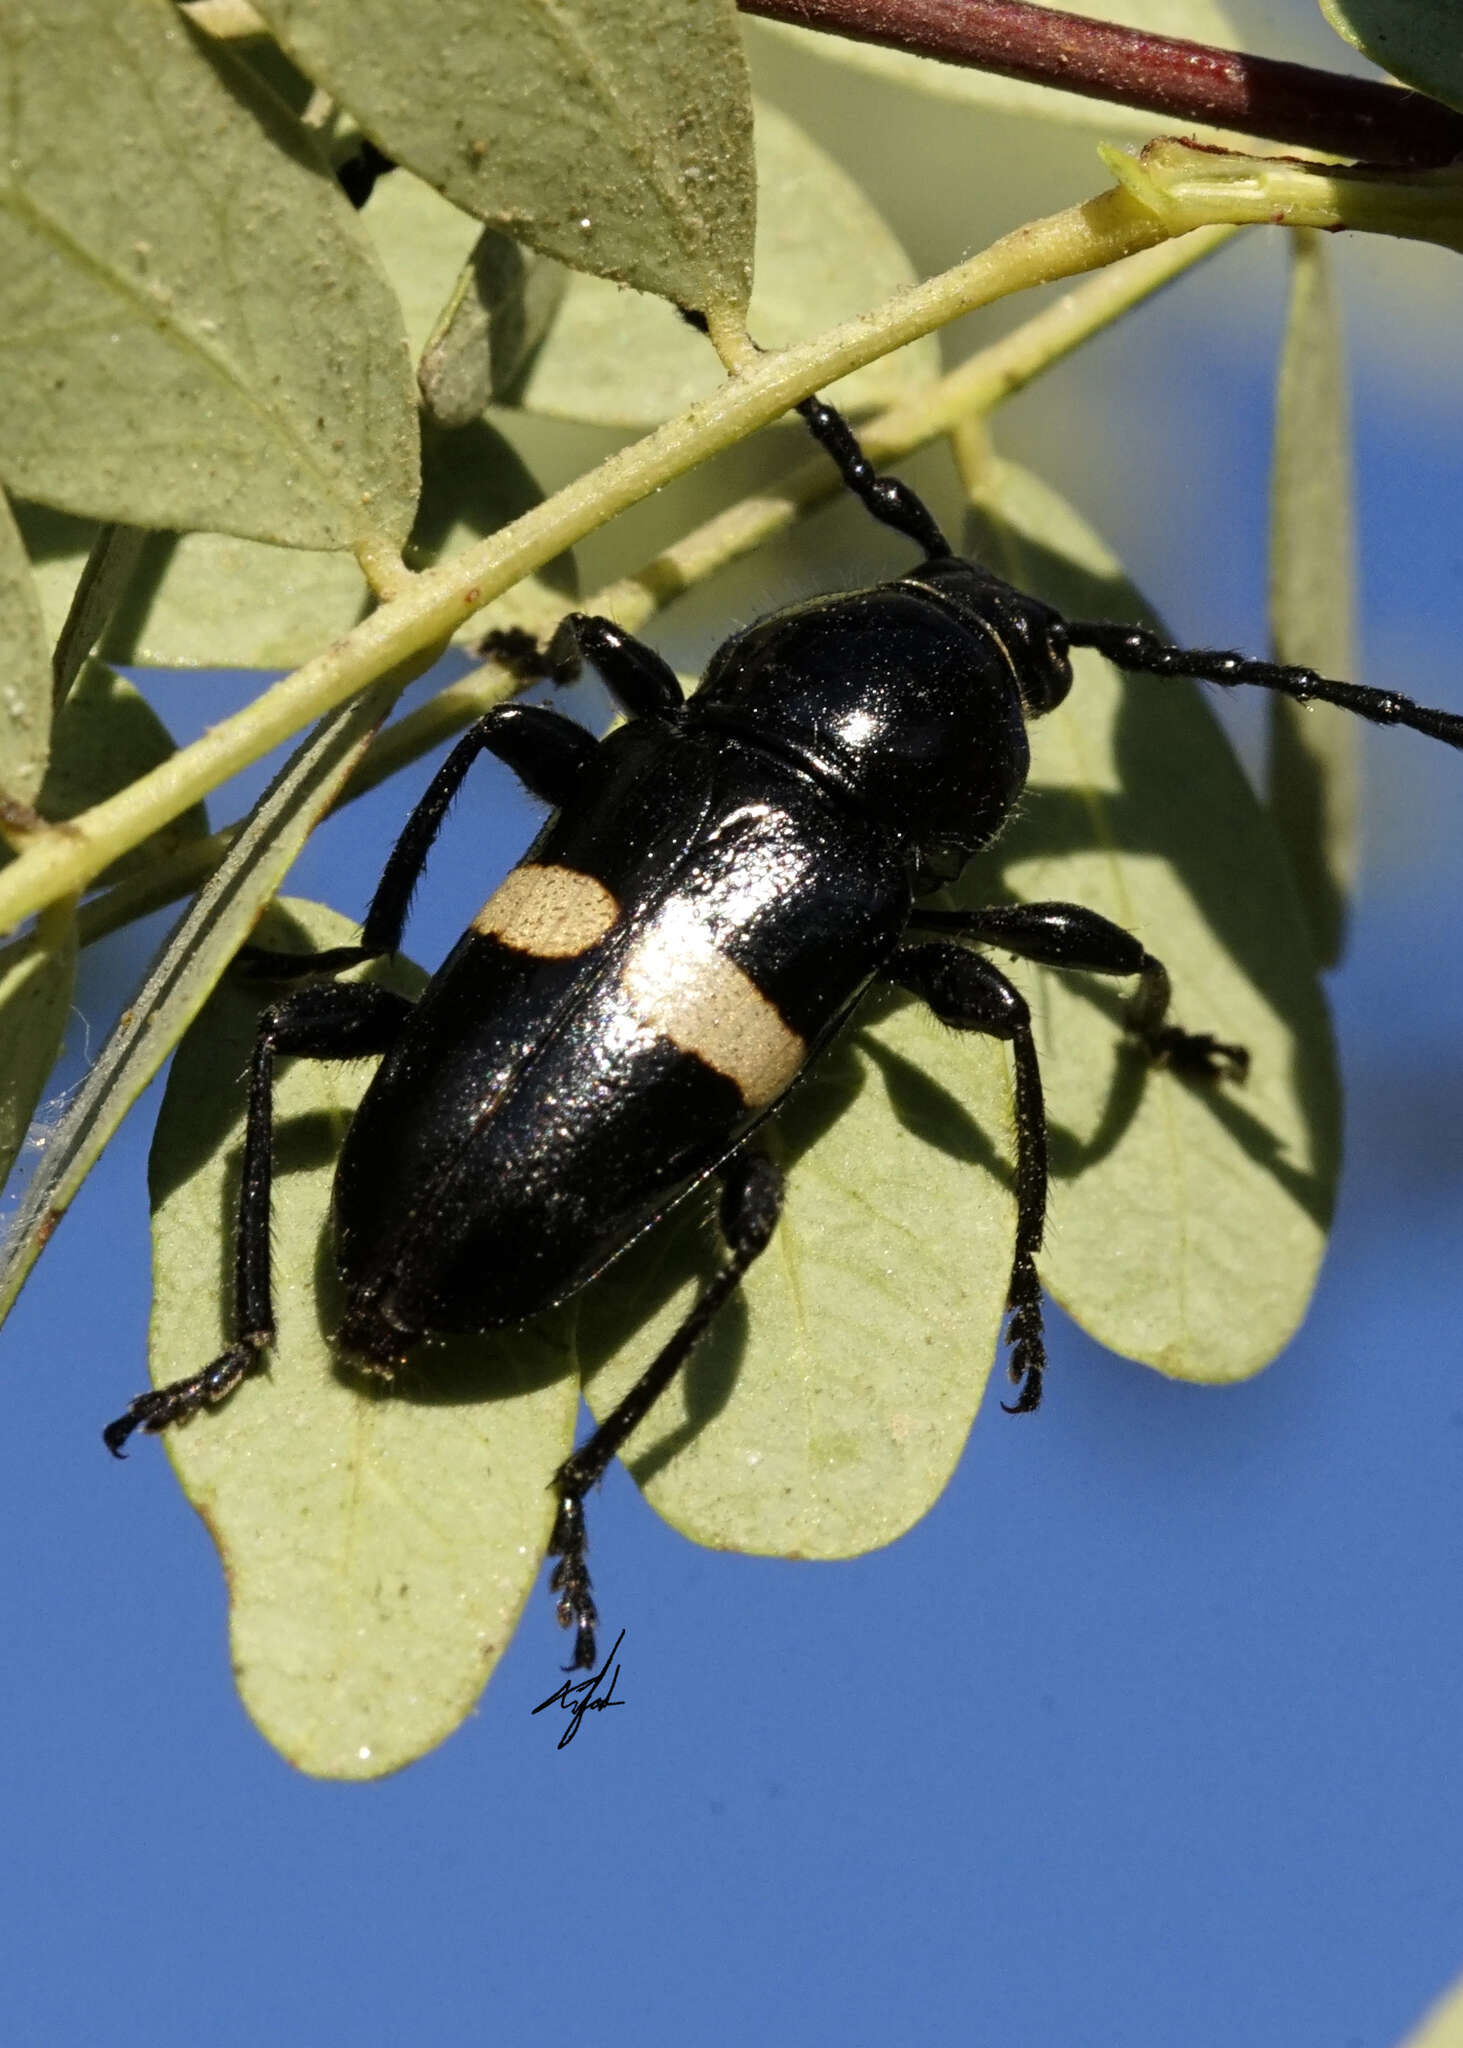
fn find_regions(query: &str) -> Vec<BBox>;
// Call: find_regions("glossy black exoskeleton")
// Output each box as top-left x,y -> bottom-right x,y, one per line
106,396 -> 1463,1669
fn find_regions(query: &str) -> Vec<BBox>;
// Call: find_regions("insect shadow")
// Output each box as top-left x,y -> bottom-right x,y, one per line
574,1014 -> 870,1489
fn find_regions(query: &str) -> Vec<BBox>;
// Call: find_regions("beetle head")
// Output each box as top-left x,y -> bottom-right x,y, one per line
903,556 -> 1073,717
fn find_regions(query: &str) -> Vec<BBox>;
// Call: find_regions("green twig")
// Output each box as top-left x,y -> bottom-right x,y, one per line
0,182 -> 1189,938
74,220 -> 1236,954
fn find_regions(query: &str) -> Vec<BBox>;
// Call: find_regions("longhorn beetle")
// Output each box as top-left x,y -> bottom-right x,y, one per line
106,396 -> 1463,1671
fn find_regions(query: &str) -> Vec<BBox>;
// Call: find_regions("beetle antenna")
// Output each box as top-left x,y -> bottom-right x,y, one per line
1067,619 -> 1463,749
796,395 -> 953,562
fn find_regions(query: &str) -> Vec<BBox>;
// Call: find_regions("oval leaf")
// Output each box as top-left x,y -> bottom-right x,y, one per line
56,424 -> 569,671
148,899 -> 579,1778
750,0 -> 1243,135
0,911 -> 77,1197
0,0 -> 418,549
100,532 -> 371,672
0,682 -> 397,1340
357,166 -> 482,366
587,450 -> 1341,1567
512,100 -> 940,429
420,230 -> 569,428
253,0 -> 756,317
1268,228 -> 1359,970
578,991 -> 1015,1560
0,488 -> 51,806
13,500 -> 96,651
1400,1968 -> 1463,2048
960,459 -> 1341,1382
1319,0 -> 1463,115
22,659 -> 209,884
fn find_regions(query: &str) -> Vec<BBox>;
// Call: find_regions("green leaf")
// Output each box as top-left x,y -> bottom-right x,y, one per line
50,525 -> 149,706
419,232 -> 569,429
252,0 -> 757,318
12,500 -> 95,651
0,683 -> 398,1339
148,899 -> 578,1778
19,408 -> 571,672
356,167 -> 482,367
0,0 -> 418,549
1267,229 -> 1358,970
99,532 -> 371,672
0,487 -> 51,806
1319,0 -> 1463,115
962,459 -> 1340,1382
14,513 -> 368,674
38,179 -> 575,671
511,100 -> 941,430
586,453 -> 1340,1569
749,1 -> 1243,136
578,989 -> 1014,1558
20,659 -> 209,885
0,908 -> 77,1196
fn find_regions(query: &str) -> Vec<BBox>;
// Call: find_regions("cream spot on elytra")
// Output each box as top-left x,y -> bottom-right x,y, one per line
619,900 -> 805,1111
473,865 -> 618,957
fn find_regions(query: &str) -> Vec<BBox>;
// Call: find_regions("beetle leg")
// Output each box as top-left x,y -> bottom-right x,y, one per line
886,942 -> 1049,1415
907,902 -> 1248,1081
1066,618 -> 1463,751
548,1149 -> 784,1670
544,612 -> 685,718
241,703 -> 600,983
796,395 -> 953,562
103,980 -> 414,1457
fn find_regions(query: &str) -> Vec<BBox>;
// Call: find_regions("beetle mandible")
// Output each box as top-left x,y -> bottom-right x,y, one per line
106,395 -> 1463,1669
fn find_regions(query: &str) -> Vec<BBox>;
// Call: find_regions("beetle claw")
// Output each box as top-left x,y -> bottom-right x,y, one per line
548,1491 -> 599,1670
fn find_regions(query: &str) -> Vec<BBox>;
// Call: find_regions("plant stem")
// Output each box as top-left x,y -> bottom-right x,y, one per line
74,223 -> 1234,954
18,123 -> 1436,942
1107,141 -> 1463,255
0,183 -> 1182,940
741,0 -> 1463,165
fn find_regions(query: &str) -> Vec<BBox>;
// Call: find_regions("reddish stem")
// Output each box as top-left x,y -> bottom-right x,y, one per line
739,0 -> 1463,167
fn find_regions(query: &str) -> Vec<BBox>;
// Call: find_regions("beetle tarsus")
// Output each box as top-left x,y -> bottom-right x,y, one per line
103,1337 -> 266,1458
1000,1254 -> 1047,1415
547,1491 -> 599,1670
542,1151 -> 785,1664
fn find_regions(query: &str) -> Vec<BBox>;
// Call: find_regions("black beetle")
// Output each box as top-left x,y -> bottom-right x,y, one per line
106,396 -> 1463,1668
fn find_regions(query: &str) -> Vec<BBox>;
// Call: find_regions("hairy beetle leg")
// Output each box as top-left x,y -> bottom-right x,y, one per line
547,1150 -> 784,1670
888,941 -> 1050,1414
907,901 -> 1249,1083
544,612 -> 686,718
547,1497 -> 598,1672
103,981 -> 415,1459
239,702 -> 600,993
